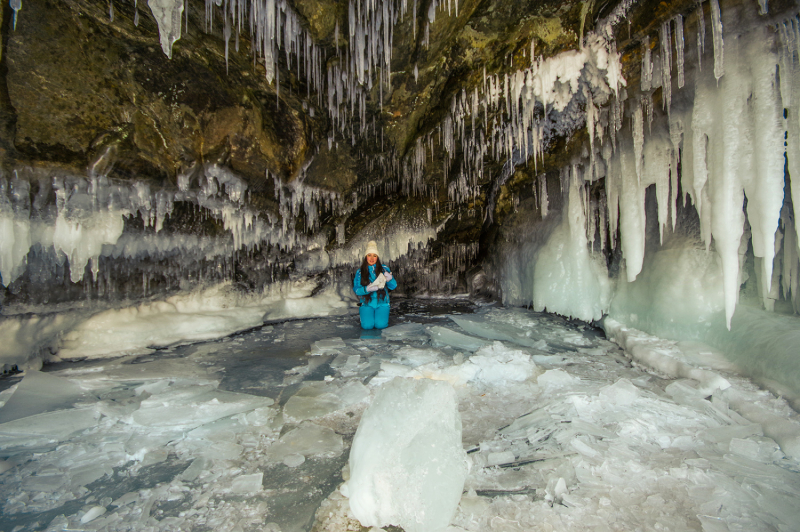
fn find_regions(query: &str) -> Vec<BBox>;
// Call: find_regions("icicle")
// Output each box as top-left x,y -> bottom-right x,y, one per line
710,0 -> 724,81
674,14 -> 685,89
641,37 -> 653,92
632,99 -> 644,184
660,20 -> 672,113
746,25 -> 785,309
10,0 -> 20,30
539,175 -> 548,218
148,0 -> 185,58
109,0 -> 114,21
697,1 -> 705,72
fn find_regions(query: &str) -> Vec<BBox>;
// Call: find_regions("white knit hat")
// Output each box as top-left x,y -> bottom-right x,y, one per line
364,240 -> 379,257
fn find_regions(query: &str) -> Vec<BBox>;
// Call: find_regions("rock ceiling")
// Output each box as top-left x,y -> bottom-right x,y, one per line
0,0 -> 712,304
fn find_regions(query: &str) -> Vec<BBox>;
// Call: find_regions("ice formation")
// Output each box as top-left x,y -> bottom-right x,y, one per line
346,377 -> 467,532
493,0 -> 800,396
147,0 -> 184,58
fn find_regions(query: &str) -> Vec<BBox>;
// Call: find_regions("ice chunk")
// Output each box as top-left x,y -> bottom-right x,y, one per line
0,370 -> 87,423
283,392 -> 344,421
427,326 -> 490,351
700,424 -> 763,444
311,337 -> 347,355
80,505 -> 107,523
464,341 -> 539,385
395,346 -> 444,367
283,454 -> 306,467
337,381 -> 370,406
111,492 -> 140,507
449,315 -> 555,351
598,378 -> 640,405
486,450 -> 516,466
537,369 -> 578,388
230,473 -> 263,494
265,421 -> 343,462
381,323 -> 426,340
132,385 -> 274,429
729,437 -> 782,462
202,441 -> 243,461
0,407 -> 99,449
347,378 -> 467,532
178,459 -> 205,482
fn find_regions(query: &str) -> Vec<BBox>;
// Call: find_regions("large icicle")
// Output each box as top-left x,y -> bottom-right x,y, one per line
745,25 -> 785,309
710,0 -> 724,81
148,0 -> 184,58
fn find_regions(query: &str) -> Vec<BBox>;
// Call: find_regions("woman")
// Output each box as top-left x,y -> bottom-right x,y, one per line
353,240 -> 398,330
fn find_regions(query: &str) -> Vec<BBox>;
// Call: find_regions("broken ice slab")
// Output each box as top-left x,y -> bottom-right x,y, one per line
426,325 -> 490,351
537,369 -> 579,388
699,424 -> 763,445
381,323 -> 426,341
68,461 -> 114,487
499,407 -> 557,439
337,381 -> 370,405
131,384 -> 275,430
230,472 -> 263,494
598,378 -> 640,405
311,337 -> 347,355
729,437 -> 782,462
0,407 -> 99,450
80,505 -> 107,523
283,392 -> 344,421
22,473 -> 67,492
264,421 -> 343,462
54,356 -> 218,388
368,361 -> 420,386
486,451 -> 516,466
465,467 -> 539,494
283,453 -> 305,467
394,346 -> 444,367
111,491 -> 140,507
140,448 -> 170,466
450,315 -> 552,351
342,354 -> 362,373
0,370 -> 88,424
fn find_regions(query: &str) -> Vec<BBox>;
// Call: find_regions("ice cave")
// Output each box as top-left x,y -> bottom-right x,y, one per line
2,0 -> 800,530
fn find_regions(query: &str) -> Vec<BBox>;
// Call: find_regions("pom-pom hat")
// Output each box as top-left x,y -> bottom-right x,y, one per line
364,240 -> 379,257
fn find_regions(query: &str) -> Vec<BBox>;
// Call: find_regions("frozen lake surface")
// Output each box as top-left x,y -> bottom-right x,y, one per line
1,299 -> 799,532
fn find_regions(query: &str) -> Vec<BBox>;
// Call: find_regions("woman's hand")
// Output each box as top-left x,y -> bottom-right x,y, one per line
366,284 -> 379,293
383,272 -> 393,282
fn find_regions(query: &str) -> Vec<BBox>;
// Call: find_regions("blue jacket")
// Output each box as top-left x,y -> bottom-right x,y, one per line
353,264 -> 397,308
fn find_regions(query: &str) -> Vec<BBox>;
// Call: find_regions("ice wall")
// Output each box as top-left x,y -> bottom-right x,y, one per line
0,160 -> 444,305
495,0 -> 800,400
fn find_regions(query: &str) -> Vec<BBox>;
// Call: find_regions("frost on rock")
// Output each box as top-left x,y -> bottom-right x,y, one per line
148,0 -> 184,58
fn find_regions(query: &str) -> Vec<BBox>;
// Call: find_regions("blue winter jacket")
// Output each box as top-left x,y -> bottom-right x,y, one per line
353,264 -> 398,308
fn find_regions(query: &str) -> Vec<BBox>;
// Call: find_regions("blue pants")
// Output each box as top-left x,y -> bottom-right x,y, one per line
360,305 -> 390,330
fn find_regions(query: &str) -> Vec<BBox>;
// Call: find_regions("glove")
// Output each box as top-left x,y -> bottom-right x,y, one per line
383,272 -> 393,282
366,284 -> 379,293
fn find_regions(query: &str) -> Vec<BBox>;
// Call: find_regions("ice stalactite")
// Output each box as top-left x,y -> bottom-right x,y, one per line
710,0 -> 724,81
148,0 -> 184,58
660,20 -> 673,113
9,0 -> 21,30
0,161 -> 355,290
675,14 -> 685,89
496,0 -> 800,332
